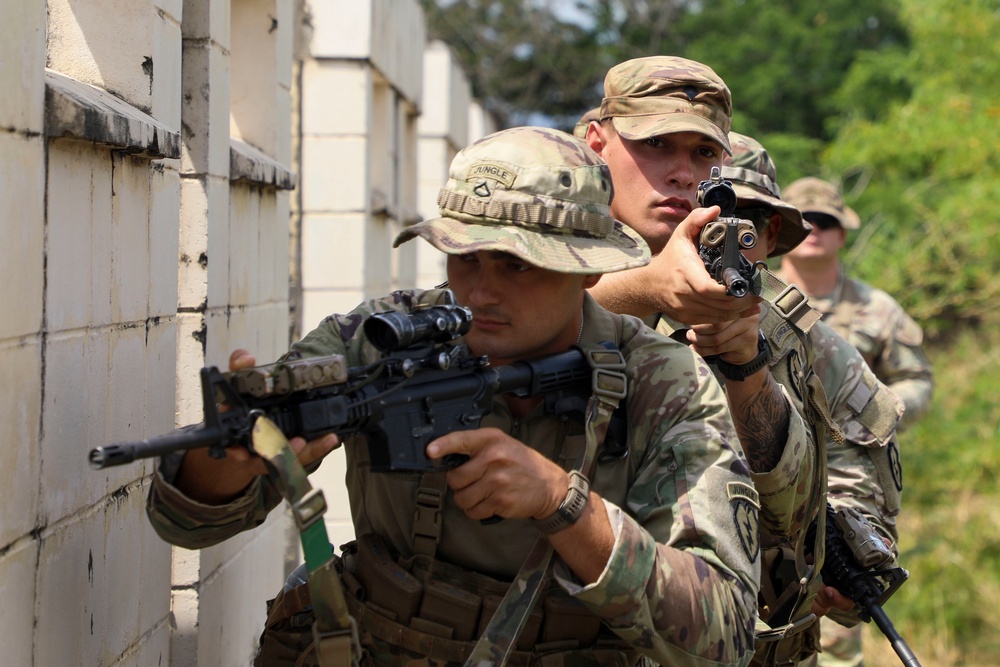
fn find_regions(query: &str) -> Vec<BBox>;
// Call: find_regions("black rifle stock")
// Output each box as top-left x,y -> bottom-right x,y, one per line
696,166 -> 762,298
811,504 -> 922,667
89,302 -> 605,473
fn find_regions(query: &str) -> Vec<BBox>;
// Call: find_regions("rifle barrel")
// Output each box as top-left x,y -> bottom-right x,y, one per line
869,605 -> 922,667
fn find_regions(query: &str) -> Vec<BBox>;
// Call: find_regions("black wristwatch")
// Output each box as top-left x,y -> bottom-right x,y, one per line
713,331 -> 772,382
534,470 -> 590,535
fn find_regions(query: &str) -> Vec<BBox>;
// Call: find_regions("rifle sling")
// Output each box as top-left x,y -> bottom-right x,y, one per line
464,345 -> 627,667
251,416 -> 360,667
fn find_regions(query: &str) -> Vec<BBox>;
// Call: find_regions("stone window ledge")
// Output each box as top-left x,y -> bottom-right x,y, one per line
230,139 -> 296,190
44,69 -> 180,159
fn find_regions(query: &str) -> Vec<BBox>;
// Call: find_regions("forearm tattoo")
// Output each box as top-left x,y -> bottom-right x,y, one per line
733,374 -> 790,473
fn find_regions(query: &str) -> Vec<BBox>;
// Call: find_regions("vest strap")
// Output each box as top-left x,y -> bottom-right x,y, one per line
251,416 -> 360,667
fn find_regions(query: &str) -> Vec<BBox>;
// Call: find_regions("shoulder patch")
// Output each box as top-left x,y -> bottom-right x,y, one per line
729,481 -> 760,562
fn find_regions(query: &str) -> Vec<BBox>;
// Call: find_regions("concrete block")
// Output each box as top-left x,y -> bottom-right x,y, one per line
40,332 -> 98,520
35,514 -> 102,666
301,288 -> 365,338
275,0 -> 295,89
253,189 -> 281,304
231,0 -> 278,156
301,60 -> 371,136
302,213 -> 366,290
149,160 -> 181,318
0,1 -> 45,132
416,241 -> 447,288
46,0 -> 155,113
368,0 -> 425,107
308,0 -> 372,59
0,539 -> 37,667
418,41 -> 469,144
178,175 -> 210,309
229,184 -> 262,306
266,191 -> 292,304
181,0 -> 230,50
301,136 -> 369,213
103,326 -> 149,493
111,153 -> 153,325
169,587 -> 199,666
175,311 -> 207,424
0,340 -> 41,548
134,620 -> 171,667
45,141 -> 108,332
155,0 -> 183,23
0,133 -> 45,339
180,40 -> 230,177
137,479 -> 173,633
152,10 -> 183,130
275,86 -> 293,165
101,488 -> 147,661
468,100 -> 499,142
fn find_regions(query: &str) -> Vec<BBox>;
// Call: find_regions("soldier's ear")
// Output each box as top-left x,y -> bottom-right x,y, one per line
767,213 -> 782,254
583,274 -> 601,290
586,121 -> 608,156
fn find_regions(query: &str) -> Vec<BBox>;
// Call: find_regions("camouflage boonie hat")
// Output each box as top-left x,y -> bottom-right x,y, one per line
600,56 -> 733,154
572,107 -> 602,140
783,177 -> 861,230
394,127 -> 650,274
722,132 -> 810,257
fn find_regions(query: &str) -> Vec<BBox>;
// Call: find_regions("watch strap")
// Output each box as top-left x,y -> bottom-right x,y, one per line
714,330 -> 773,381
533,470 -> 590,534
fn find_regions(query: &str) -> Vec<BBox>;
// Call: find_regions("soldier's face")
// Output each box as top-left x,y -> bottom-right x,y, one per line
446,252 -> 599,366
587,124 -> 724,254
786,216 -> 845,262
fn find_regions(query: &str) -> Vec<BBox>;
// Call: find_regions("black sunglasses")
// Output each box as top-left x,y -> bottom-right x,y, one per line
803,212 -> 842,231
734,206 -> 773,232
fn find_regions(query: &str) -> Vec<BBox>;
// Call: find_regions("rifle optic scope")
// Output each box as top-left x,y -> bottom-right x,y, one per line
364,304 -> 473,352
697,166 -> 738,217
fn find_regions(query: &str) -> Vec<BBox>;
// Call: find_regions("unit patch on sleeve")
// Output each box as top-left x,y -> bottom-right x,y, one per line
728,480 -> 760,562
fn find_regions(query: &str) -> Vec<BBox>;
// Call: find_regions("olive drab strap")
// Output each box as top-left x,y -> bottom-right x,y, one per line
412,471 -> 449,559
464,345 -> 628,667
251,416 -> 361,667
752,277 -> 845,666
756,268 -> 822,334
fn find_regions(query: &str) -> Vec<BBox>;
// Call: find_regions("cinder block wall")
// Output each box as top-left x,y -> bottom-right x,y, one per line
0,0 -> 296,664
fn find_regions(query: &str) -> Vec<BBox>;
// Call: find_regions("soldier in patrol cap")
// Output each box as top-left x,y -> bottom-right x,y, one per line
146,126 -> 760,666
779,178 -> 933,667
581,55 -> 904,665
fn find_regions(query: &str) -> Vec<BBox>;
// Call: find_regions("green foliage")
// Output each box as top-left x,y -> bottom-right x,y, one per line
824,0 -> 1000,338
866,328 -> 1000,665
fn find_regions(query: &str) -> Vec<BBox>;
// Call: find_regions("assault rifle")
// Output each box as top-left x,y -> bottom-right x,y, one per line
696,166 -> 762,298
810,504 -> 921,667
89,297 -> 617,472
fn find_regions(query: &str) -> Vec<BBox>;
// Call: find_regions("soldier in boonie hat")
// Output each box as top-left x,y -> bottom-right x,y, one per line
572,107 -> 602,140
782,177 -> 861,230
722,132 -> 811,257
395,126 -> 650,274
599,55 -> 733,154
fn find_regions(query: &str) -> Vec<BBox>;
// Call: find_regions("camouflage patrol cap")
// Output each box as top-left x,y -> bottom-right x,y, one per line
600,56 -> 733,154
394,127 -> 650,274
783,177 -> 861,230
722,132 -> 810,257
572,107 -> 602,140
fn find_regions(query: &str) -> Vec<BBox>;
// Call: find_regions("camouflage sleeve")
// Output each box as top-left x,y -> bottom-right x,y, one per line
871,306 -> 933,432
145,290 -> 434,548
145,454 -> 286,548
744,380 -> 815,540
811,322 -> 905,541
563,338 -> 759,666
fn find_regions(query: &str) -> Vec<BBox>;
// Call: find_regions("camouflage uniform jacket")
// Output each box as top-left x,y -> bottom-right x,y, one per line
656,306 -> 904,629
148,290 -> 761,667
809,269 -> 933,432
